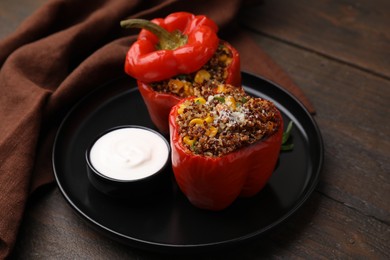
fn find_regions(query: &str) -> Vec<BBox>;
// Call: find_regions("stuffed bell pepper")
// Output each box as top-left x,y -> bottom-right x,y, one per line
121,12 -> 241,134
169,82 -> 283,211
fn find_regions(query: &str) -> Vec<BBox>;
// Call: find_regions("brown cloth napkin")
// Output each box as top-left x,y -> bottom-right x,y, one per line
0,0 -> 314,257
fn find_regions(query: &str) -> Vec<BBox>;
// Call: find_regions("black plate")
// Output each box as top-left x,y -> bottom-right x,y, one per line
53,72 -> 323,253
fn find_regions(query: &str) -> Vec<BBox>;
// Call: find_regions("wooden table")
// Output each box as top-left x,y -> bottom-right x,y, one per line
2,0 -> 389,258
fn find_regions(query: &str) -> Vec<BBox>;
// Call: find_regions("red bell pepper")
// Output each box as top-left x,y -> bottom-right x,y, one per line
137,40 -> 240,134
121,13 -> 241,134
121,12 -> 219,83
168,96 -> 283,211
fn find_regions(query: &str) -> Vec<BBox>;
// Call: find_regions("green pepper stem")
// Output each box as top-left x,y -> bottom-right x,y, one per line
120,18 -> 187,50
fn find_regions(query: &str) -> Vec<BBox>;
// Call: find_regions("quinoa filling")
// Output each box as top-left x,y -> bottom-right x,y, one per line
151,43 -> 233,97
176,84 -> 281,157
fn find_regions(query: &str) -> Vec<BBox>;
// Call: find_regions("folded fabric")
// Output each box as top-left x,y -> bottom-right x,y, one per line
0,0 -> 314,257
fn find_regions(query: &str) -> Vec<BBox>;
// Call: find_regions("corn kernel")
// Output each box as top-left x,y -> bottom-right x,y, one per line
226,96 -> 236,110
194,97 -> 206,104
183,82 -> 193,96
225,57 -> 232,65
223,70 -> 228,79
206,126 -> 218,137
267,121 -> 274,131
216,84 -> 226,93
183,136 -> 196,146
168,79 -> 184,93
219,54 -> 228,62
189,118 -> 204,126
204,115 -> 213,123
177,104 -> 186,114
194,70 -> 211,84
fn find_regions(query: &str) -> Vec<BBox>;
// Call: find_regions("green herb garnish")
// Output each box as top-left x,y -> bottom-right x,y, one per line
176,74 -> 187,80
240,97 -> 248,103
214,96 -> 225,103
191,141 -> 198,153
281,121 -> 294,151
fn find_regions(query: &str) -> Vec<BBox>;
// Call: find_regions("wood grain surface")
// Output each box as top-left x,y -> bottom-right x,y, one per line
1,0 -> 389,259
240,0 -> 390,78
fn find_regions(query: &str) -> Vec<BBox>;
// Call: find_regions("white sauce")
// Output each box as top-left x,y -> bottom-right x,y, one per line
89,128 -> 169,181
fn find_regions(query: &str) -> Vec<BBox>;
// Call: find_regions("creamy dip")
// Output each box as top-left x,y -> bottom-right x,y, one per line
89,127 -> 169,181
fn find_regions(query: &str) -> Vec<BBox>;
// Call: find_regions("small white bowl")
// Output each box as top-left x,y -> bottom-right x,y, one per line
86,125 -> 170,200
